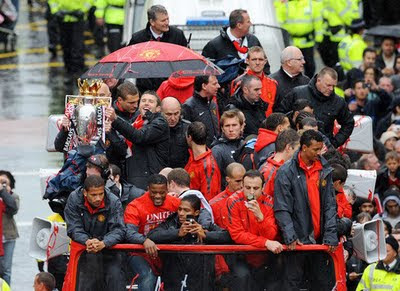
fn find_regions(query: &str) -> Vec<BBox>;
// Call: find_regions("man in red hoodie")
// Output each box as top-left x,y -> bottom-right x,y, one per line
261,129 -> 300,197
254,112 -> 290,168
185,121 -> 221,201
210,162 -> 246,228
225,170 -> 283,289
157,75 -> 195,104
231,46 -> 278,116
124,174 -> 180,290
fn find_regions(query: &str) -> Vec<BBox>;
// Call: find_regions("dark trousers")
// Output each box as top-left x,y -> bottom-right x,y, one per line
283,251 -> 335,291
77,251 -> 124,291
301,47 -> 316,78
318,36 -> 339,67
45,3 -> 59,52
106,24 -> 123,53
59,21 -> 85,74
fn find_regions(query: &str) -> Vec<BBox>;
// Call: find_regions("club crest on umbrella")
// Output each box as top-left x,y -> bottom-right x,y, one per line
139,49 -> 161,60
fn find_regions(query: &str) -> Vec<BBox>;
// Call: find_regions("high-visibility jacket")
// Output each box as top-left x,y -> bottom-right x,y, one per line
356,260 -> 400,291
322,0 -> 360,42
48,0 -> 91,22
338,33 -> 367,71
0,279 -> 10,291
274,0 -> 324,48
94,0 -> 124,26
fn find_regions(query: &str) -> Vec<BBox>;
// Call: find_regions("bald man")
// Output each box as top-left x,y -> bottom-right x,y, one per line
161,97 -> 190,168
270,46 -> 310,112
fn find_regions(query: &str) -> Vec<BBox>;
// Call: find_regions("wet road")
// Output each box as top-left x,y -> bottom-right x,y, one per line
0,0 -> 98,289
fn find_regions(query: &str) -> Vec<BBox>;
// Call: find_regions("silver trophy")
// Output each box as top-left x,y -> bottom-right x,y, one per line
74,101 -> 98,145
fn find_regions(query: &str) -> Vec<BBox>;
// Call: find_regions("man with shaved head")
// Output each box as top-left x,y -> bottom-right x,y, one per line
270,46 -> 310,112
161,97 -> 190,168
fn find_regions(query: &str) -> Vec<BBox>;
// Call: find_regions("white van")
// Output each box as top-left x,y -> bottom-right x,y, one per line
123,0 -> 288,72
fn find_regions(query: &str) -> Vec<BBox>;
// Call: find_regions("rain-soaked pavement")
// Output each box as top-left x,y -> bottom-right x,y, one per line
0,0 -> 99,288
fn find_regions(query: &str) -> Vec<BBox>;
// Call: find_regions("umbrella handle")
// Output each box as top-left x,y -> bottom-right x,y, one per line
187,33 -> 192,49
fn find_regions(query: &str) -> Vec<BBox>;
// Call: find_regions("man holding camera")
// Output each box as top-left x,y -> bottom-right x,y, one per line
225,170 -> 283,290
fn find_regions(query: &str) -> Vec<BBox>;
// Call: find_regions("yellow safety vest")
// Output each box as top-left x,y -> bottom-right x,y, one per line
338,33 -> 367,71
94,0 -> 125,26
322,0 -> 360,42
0,279 -> 10,291
274,0 -> 323,48
356,263 -> 400,291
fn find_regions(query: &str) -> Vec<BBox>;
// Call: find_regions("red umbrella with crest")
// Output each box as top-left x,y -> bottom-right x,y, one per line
81,41 -> 223,79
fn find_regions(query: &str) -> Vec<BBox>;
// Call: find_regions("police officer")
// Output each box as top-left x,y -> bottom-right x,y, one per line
338,19 -> 367,72
49,0 -> 92,83
94,0 -> 124,53
274,0 -> 324,78
319,0 -> 360,67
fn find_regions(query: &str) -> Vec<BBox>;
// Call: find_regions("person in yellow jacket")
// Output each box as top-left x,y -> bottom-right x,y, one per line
274,0 -> 324,78
338,19 -> 367,72
94,0 -> 124,53
48,0 -> 92,84
0,278 -> 10,291
319,0 -> 360,67
357,235 -> 400,291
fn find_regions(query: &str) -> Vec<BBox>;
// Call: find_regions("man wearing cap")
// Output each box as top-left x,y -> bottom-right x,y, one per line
338,19 -> 368,72
356,235 -> 400,290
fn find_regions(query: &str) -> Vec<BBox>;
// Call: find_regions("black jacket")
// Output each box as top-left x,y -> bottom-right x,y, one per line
375,112 -> 394,139
182,92 -> 220,148
202,26 -> 262,61
270,67 -> 310,112
274,152 -> 338,246
106,180 -> 145,209
211,137 -> 243,184
280,75 -> 354,148
227,91 -> 268,137
128,23 -> 188,92
148,213 -> 231,291
64,187 -> 125,247
168,119 -> 190,168
111,111 -> 169,190
376,53 -> 398,72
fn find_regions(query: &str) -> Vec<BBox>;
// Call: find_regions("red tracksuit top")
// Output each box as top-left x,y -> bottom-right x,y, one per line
336,189 -> 352,219
209,187 -> 235,229
185,149 -> 221,201
124,192 -> 180,235
260,155 -> 284,197
225,191 -> 278,248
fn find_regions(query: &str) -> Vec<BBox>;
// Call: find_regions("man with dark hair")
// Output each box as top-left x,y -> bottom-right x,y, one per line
107,164 -> 145,209
360,47 -> 377,71
106,91 -> 169,189
280,67 -> 354,148
225,169 -> 283,289
202,9 -> 262,61
64,175 -> 125,290
128,5 -> 187,92
274,130 -> 338,290
227,74 -> 267,137
113,81 -> 140,123
34,272 -> 56,291
185,122 -> 221,201
260,129 -> 300,196
254,112 -> 291,168
161,97 -> 190,168
124,174 -> 180,290
182,75 -> 220,147
211,109 -> 245,185
376,37 -> 398,76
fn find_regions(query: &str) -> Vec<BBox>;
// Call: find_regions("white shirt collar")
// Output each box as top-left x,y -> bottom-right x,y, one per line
385,258 -> 397,271
150,27 -> 163,39
226,28 -> 248,59
283,68 -> 294,78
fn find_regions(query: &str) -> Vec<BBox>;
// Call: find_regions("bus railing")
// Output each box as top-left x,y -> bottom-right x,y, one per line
63,241 -> 347,291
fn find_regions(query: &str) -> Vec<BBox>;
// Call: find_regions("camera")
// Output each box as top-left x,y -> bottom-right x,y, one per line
1,183 -> 6,188
246,194 -> 255,201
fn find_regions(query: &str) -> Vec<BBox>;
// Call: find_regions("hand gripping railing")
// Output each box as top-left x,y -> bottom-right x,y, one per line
63,241 -> 347,291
